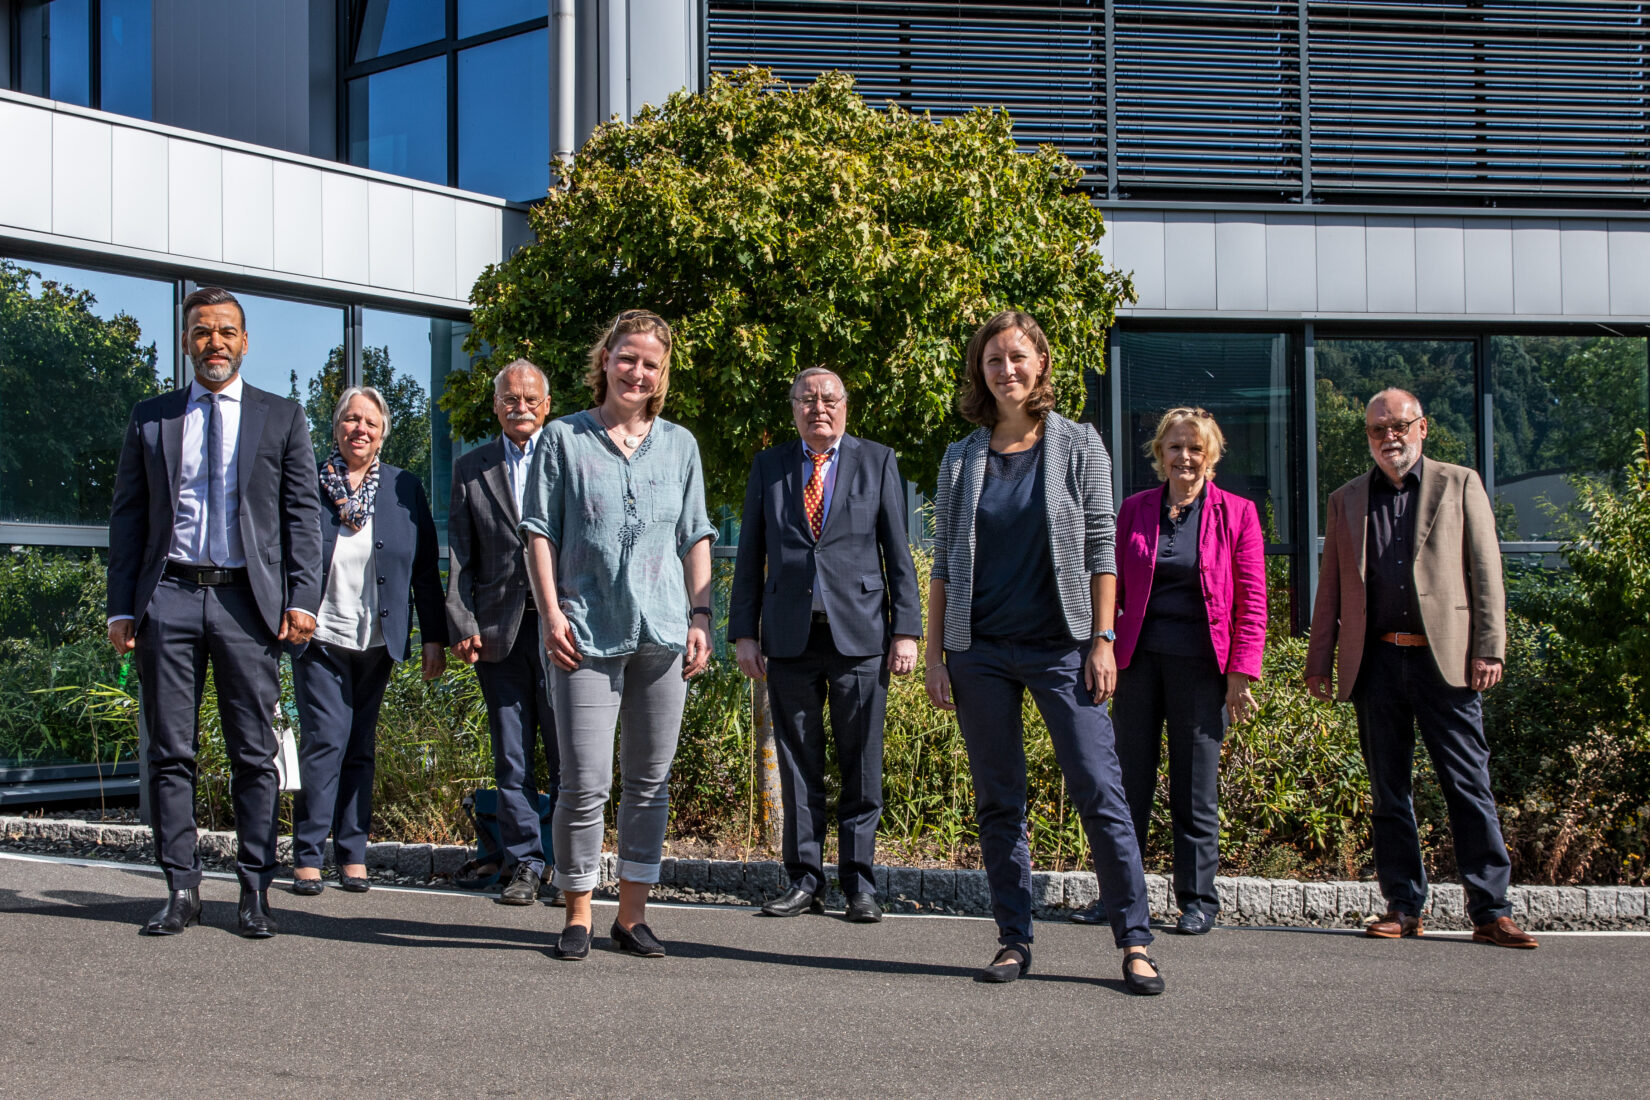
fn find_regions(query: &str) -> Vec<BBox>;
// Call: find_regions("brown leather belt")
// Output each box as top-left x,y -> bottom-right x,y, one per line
1378,631 -> 1428,647
164,561 -> 249,587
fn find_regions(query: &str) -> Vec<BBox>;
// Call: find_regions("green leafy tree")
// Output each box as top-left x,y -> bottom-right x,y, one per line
444,67 -> 1134,504
298,345 -> 431,483
0,261 -> 163,524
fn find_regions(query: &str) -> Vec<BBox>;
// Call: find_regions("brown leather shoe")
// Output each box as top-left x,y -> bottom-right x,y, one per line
1472,916 -> 1539,949
1365,910 -> 1423,938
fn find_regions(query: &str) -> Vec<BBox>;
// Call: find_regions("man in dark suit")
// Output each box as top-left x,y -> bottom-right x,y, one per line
107,286 -> 323,938
446,359 -> 559,905
729,367 -> 922,923
1307,387 -> 1536,949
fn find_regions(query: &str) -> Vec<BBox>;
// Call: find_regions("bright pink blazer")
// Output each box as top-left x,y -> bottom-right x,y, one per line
1114,480 -> 1267,680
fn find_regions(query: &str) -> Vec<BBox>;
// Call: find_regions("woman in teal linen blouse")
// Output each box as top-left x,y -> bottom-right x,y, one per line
519,310 -> 717,961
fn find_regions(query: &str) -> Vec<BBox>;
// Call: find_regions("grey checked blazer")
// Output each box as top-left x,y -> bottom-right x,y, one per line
445,436 -> 535,662
930,412 -> 1116,652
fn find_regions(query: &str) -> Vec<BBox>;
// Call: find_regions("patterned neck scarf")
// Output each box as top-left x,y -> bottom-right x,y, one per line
321,451 -> 380,531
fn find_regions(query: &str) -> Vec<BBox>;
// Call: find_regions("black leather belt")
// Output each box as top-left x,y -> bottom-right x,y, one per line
811,610 -> 830,624
164,561 -> 249,587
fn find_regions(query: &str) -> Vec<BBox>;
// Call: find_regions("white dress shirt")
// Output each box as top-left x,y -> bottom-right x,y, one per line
170,375 -> 248,567
313,514 -> 383,651
502,428 -> 541,517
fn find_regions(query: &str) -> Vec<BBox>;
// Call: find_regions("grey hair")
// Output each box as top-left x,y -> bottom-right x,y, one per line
493,358 -> 548,397
333,385 -> 392,442
1368,388 -> 1424,418
789,366 -> 846,400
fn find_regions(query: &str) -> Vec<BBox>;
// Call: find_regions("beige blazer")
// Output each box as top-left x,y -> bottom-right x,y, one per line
1306,458 -> 1505,700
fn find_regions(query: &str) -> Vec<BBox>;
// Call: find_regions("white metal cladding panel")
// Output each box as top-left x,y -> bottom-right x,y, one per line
0,100 -> 53,232
320,173 -> 371,286
628,0 -> 697,113
1511,220 -> 1563,316
1364,217 -> 1416,314
1608,222 -> 1650,316
367,182 -> 415,293
220,151 -> 275,271
1264,215 -> 1317,312
167,139 -> 222,262
1163,212 -> 1216,310
455,203 -> 504,301
1462,218 -> 1514,315
1214,215 -> 1267,311
111,127 -> 169,253
271,161 -> 325,279
1413,218 -> 1465,314
1315,217 -> 1367,312
1559,220 -> 1610,316
411,192 -> 458,301
51,114 -> 112,243
1111,210 -> 1166,310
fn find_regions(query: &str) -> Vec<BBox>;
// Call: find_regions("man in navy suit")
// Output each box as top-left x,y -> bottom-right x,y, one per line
728,367 -> 922,922
107,286 -> 323,938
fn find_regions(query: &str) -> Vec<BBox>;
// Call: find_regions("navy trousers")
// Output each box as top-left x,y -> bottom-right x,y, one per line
764,620 -> 887,897
947,638 -> 1153,949
474,610 -> 559,875
1114,648 -> 1227,917
137,576 -> 281,891
291,642 -> 394,869
1352,640 -> 1512,926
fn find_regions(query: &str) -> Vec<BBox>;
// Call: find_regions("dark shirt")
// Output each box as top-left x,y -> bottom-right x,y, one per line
1139,490 -> 1214,660
1365,456 -> 1424,637
970,440 -> 1067,643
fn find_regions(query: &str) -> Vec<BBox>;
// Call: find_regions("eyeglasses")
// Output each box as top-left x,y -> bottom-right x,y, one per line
499,395 -> 545,410
1366,417 -> 1422,440
792,394 -> 845,409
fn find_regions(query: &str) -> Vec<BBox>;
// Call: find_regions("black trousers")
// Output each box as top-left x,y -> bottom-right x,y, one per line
764,620 -> 887,897
474,610 -> 560,875
1353,640 -> 1512,925
291,641 -> 395,869
1114,648 -> 1227,916
137,576 -> 281,891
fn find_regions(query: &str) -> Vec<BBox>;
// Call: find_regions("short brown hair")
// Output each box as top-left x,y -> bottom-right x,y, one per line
1147,407 -> 1226,481
958,311 -> 1056,428
182,286 -> 245,328
585,309 -> 674,418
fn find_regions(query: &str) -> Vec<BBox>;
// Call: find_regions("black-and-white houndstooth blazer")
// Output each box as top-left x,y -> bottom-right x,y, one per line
930,411 -> 1116,653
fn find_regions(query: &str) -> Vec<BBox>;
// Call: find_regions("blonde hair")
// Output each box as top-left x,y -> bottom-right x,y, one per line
1147,407 -> 1225,481
585,310 -> 674,417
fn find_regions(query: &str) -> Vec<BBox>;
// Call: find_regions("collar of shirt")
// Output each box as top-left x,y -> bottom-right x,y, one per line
1370,454 -> 1424,493
187,373 -> 245,406
802,438 -> 840,461
504,428 -> 541,463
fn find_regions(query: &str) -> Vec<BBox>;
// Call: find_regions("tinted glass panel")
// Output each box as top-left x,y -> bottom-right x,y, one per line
347,58 -> 448,185
457,29 -> 550,200
1491,335 -> 1649,542
48,0 -> 93,106
225,293 -> 346,469
458,0 -> 546,37
100,0 -> 153,119
361,309 -> 466,539
353,0 -> 446,61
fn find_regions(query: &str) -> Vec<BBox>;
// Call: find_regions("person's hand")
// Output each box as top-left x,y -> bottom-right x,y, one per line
735,638 -> 766,681
421,642 -> 446,681
1305,675 -> 1334,701
108,619 -> 136,654
888,635 -> 918,676
924,657 -> 955,711
451,635 -> 483,664
279,610 -> 317,645
683,619 -> 712,679
1083,640 -> 1117,704
1226,672 -> 1257,724
542,608 -> 582,671
1470,657 -> 1504,693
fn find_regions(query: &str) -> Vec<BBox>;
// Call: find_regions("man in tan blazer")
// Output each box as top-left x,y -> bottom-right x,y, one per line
1307,388 -> 1536,949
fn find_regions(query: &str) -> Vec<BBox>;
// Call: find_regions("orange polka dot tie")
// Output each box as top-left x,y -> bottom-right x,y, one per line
804,451 -> 830,539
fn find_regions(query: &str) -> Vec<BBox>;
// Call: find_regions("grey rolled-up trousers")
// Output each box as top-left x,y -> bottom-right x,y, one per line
549,644 -> 687,892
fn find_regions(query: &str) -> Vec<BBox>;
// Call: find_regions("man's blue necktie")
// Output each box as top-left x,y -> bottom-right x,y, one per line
205,393 -> 229,566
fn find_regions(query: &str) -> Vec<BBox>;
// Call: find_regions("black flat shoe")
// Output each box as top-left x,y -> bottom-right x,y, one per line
1123,952 -> 1164,996
761,885 -> 824,917
237,888 -> 279,939
844,892 -> 883,923
142,888 -> 201,935
1175,909 -> 1215,935
291,876 -> 324,897
1069,898 -> 1109,925
977,943 -> 1031,983
555,924 -> 591,960
610,920 -> 667,958
338,871 -> 370,893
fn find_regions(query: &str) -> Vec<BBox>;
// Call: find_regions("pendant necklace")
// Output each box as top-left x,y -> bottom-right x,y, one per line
598,407 -> 643,450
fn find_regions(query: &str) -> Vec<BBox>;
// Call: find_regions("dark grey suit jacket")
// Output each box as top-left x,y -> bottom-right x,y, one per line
445,436 -> 534,662
106,381 -> 324,638
727,434 -> 922,659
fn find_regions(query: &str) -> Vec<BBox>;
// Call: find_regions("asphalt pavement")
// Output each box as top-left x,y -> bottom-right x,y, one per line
1,852 -> 1646,1099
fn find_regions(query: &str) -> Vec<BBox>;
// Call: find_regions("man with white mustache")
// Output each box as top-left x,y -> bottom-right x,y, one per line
446,360 -> 560,904
1307,388 -> 1536,949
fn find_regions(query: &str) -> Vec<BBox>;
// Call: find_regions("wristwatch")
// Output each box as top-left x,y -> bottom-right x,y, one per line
1092,629 -> 1117,643
690,605 -> 713,620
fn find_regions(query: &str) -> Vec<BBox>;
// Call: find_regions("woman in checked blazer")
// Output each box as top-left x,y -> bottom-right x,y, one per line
923,310 -> 1162,996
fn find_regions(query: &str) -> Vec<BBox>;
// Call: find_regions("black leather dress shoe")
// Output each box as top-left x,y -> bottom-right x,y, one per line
142,888 -> 201,935
1175,908 -> 1215,935
540,880 -> 564,907
237,888 -> 279,939
844,892 -> 883,923
761,885 -> 824,917
291,876 -> 324,897
498,863 -> 541,906
1069,898 -> 1109,924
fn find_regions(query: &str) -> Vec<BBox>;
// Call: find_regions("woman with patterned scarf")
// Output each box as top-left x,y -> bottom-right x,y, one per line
288,386 -> 449,895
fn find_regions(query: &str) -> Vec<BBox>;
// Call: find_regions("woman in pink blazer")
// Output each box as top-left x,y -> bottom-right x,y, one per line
1106,408 -> 1266,935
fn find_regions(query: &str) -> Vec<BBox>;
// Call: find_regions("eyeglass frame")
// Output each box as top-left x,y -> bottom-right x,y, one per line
791,392 -> 846,409
497,394 -> 546,410
1365,416 -> 1423,440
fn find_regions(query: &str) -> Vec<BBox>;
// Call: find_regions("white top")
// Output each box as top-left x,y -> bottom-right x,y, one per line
313,514 -> 383,651
170,375 -> 247,567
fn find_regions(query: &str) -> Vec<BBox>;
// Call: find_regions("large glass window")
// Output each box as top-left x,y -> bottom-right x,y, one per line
0,259 -> 171,527
459,0 -> 547,37
226,292 -> 347,469
361,308 -> 467,541
351,0 -> 447,62
347,57 -> 449,186
1491,335 -> 1650,542
99,0 -> 153,120
12,0 -> 153,119
457,28 -> 550,200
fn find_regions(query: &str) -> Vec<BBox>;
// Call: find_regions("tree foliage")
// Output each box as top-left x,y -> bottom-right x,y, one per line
445,67 -> 1133,504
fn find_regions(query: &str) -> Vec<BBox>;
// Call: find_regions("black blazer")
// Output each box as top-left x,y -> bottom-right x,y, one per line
727,434 -> 922,659
106,382 -> 324,638
445,437 -> 533,662
300,464 -> 448,663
